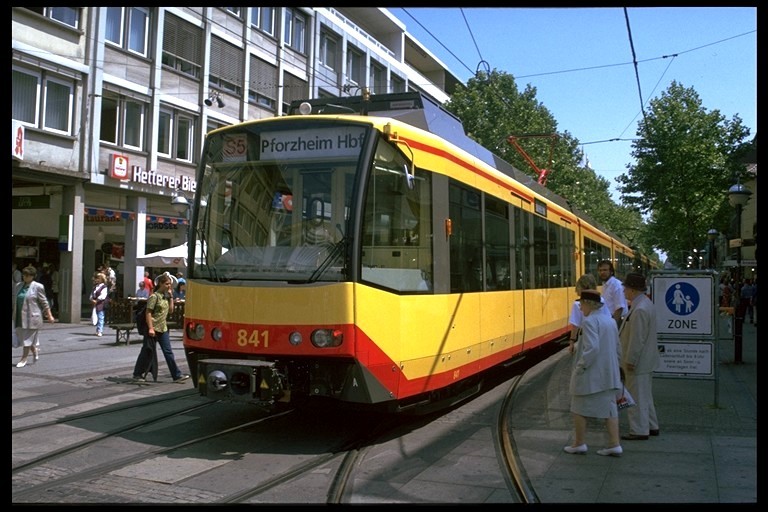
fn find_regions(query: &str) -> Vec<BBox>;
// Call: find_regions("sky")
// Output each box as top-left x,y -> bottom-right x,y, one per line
388,7 -> 757,202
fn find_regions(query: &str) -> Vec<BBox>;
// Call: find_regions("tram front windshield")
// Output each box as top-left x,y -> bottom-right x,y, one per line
190,121 -> 367,282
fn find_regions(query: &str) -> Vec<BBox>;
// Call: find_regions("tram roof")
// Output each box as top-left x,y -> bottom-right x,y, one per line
288,92 -> 629,246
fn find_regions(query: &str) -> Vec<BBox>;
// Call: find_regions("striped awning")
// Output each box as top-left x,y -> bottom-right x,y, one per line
84,207 -> 188,225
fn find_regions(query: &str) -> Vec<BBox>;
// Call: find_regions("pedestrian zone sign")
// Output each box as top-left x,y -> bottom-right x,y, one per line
652,274 -> 714,337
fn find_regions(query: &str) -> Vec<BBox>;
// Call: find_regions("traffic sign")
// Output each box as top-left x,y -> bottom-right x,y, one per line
652,273 -> 715,337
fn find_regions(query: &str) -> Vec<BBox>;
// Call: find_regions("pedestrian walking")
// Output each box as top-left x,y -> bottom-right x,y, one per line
13,265 -> 56,368
739,279 -> 755,324
132,272 -> 189,383
564,289 -> 623,457
619,272 -> 660,441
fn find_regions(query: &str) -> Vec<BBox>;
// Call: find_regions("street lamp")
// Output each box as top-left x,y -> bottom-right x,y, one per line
706,229 -> 718,268
727,181 -> 752,364
171,192 -> 190,243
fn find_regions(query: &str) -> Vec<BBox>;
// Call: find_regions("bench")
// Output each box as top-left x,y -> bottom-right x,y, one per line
106,298 -> 137,345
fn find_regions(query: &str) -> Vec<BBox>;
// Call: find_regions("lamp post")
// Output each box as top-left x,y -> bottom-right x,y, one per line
727,182 -> 752,364
171,192 -> 190,243
706,229 -> 718,269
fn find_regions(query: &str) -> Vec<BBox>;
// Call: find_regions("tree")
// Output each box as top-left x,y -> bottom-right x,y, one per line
617,81 -> 751,265
444,69 -> 652,255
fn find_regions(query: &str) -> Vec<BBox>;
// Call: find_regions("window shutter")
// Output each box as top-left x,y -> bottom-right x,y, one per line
163,14 -> 202,64
211,36 -> 244,86
250,56 -> 278,101
282,72 -> 308,105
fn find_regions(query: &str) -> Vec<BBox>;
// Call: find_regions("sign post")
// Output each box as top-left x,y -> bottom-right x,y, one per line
651,270 -> 720,406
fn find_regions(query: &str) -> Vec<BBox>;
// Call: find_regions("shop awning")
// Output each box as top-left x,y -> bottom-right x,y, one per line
84,207 -> 188,224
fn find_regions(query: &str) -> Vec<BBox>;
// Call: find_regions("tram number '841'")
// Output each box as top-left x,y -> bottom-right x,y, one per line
237,329 -> 269,348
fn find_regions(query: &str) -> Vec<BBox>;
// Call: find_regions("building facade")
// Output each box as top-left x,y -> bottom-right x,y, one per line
12,7 -> 462,322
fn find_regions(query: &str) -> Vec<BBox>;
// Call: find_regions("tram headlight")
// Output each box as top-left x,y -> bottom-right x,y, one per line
298,101 -> 312,115
211,327 -> 223,341
186,322 -> 205,341
289,331 -> 303,346
310,328 -> 343,348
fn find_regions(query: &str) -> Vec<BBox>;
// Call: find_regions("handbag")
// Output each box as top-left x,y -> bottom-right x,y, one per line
91,307 -> 98,326
616,385 -> 636,410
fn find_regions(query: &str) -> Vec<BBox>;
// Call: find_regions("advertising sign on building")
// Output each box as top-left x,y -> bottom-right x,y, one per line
110,154 -> 129,180
12,120 -> 25,161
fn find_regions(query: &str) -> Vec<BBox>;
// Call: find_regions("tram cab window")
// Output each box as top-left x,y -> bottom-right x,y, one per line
361,137 -> 433,293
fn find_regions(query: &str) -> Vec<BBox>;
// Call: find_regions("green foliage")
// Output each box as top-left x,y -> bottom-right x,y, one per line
617,81 -> 751,264
444,69 -> 653,256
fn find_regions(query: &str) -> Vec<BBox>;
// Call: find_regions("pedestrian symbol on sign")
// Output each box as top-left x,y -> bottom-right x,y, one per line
665,282 -> 699,316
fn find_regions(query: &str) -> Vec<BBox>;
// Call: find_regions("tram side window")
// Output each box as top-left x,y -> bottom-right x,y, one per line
448,182 -> 483,293
513,208 -> 532,290
562,227 -> 575,288
361,140 -> 433,293
616,250 -> 633,280
583,236 -> 610,281
533,215 -> 549,289
484,195 -> 511,290
548,221 -> 562,288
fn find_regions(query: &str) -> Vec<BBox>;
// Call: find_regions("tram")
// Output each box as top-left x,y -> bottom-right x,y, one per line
181,91 -> 654,412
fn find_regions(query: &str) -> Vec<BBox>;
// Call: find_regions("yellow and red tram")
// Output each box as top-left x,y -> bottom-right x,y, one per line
181,92 -> 653,412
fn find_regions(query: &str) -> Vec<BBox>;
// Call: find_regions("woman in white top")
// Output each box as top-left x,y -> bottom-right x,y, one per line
568,273 -> 606,353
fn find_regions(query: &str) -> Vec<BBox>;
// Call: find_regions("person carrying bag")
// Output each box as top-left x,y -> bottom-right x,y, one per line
131,272 -> 189,383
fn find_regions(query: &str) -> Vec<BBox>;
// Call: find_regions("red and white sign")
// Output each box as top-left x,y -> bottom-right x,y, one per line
12,121 -> 25,161
110,154 -> 129,180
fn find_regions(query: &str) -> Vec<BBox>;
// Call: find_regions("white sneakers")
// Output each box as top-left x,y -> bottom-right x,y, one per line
597,445 -> 623,457
563,444 -> 623,456
563,444 -> 588,454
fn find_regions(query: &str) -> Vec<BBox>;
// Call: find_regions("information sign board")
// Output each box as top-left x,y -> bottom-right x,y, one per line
656,340 -> 713,377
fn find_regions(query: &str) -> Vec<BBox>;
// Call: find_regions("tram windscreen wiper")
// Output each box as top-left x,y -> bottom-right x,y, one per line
308,224 -> 347,283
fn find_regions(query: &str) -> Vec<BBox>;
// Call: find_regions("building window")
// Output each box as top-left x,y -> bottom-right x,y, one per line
176,116 -> 193,161
161,13 -> 203,79
282,71 -> 308,114
25,7 -> 80,29
224,7 -> 242,18
42,77 -> 72,134
391,74 -> 406,93
319,29 -> 339,71
248,55 -> 278,111
347,46 -> 364,86
12,67 -> 40,126
283,8 -> 306,54
12,67 -> 74,136
210,36 -> 244,95
157,111 -> 171,156
250,7 -> 274,36
157,108 -> 195,162
105,7 -> 149,57
370,62 -> 387,94
123,100 -> 144,149
207,118 -> 228,134
99,93 -> 146,150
